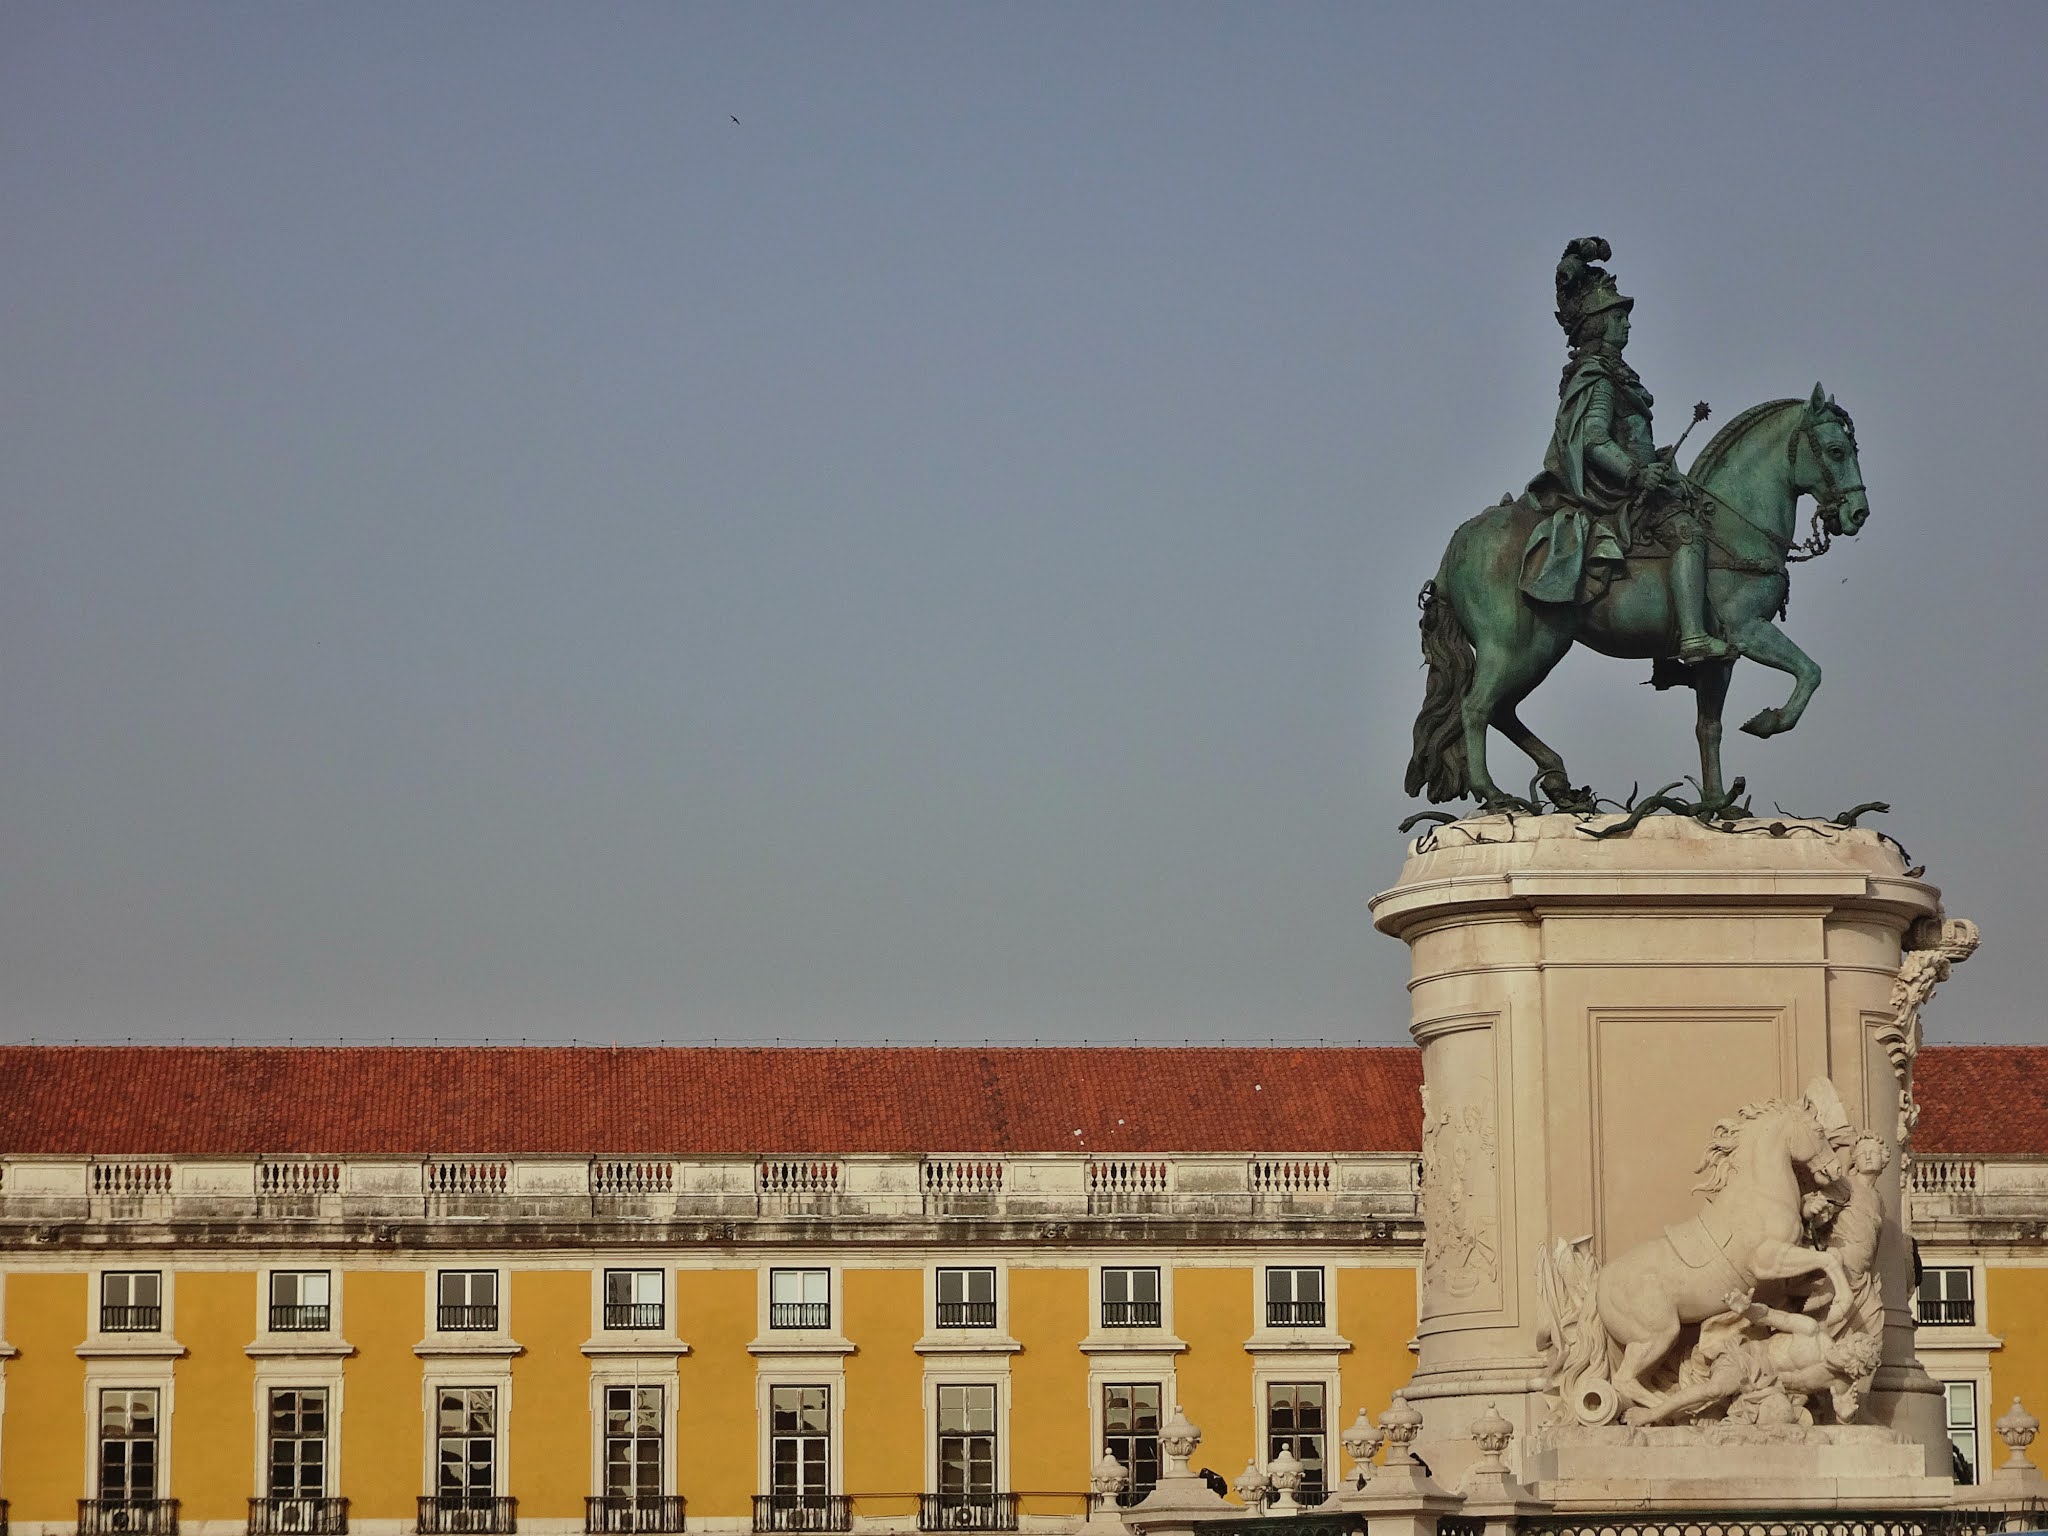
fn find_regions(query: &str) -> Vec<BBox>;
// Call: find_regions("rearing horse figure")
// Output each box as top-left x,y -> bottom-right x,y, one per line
1405,385 -> 1869,813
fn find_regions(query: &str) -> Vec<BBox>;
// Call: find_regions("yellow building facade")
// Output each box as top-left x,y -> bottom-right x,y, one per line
0,1044 -> 2041,1536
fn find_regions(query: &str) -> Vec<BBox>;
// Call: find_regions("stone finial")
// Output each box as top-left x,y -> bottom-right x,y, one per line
1233,1458 -> 1270,1510
1159,1407 -> 1201,1478
1379,1391 -> 1424,1463
1266,1447 -> 1305,1511
1997,1397 -> 2041,1464
1339,1406 -> 1383,1485
1090,1449 -> 1128,1500
1469,1402 -> 1514,1470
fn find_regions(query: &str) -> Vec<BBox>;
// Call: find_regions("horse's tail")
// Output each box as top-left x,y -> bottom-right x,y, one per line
1405,573 -> 1475,801
1535,1234 -> 1608,1417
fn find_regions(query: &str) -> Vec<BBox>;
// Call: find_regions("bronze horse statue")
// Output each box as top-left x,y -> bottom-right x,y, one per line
1405,385 -> 1868,813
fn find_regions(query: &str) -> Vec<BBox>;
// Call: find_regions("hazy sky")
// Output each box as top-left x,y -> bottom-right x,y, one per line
4,5 -> 2044,1046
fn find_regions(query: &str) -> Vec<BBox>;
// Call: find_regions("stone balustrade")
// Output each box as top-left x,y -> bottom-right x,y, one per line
1908,1155 -> 2048,1230
0,1150 -> 1422,1231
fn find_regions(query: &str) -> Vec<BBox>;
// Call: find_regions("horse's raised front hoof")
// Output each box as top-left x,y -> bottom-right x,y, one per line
1741,707 -> 1785,739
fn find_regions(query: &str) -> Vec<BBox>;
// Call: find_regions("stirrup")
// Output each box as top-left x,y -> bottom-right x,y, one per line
1677,634 -> 1732,663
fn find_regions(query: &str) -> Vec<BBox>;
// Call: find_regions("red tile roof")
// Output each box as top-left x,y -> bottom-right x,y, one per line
1,1043 -> 2036,1159
1912,1044 -> 2048,1157
0,1045 -> 1423,1157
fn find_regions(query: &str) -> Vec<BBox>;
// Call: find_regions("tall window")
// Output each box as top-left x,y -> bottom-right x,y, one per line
99,1389 -> 160,1502
438,1271 -> 499,1332
1919,1268 -> 1975,1327
271,1271 -> 332,1332
268,1389 -> 329,1498
101,1272 -> 163,1333
1101,1383 -> 1160,1507
1266,1383 -> 1327,1507
770,1270 -> 830,1330
1946,1382 -> 1978,1484
436,1387 -> 498,1500
769,1386 -> 831,1502
1265,1267 -> 1324,1328
605,1386 -> 663,1498
1101,1269 -> 1160,1328
604,1270 -> 664,1331
936,1269 -> 995,1329
935,1384 -> 996,1504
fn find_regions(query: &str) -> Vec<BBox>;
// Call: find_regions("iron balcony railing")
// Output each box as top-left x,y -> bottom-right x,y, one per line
935,1300 -> 997,1328
416,1495 -> 517,1535
768,1302 -> 830,1330
919,1494 -> 1018,1531
1100,1300 -> 1161,1328
1916,1295 -> 1976,1326
269,1304 -> 331,1333
584,1496 -> 685,1534
603,1302 -> 665,1331
100,1305 -> 163,1333
78,1499 -> 180,1535
1265,1299 -> 1325,1328
751,1496 -> 850,1533
436,1304 -> 499,1333
248,1496 -> 350,1534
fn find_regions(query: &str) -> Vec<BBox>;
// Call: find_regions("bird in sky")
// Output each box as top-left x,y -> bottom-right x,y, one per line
731,115 -> 740,124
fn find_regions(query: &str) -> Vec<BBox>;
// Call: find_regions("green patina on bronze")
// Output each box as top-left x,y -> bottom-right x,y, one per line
1404,238 -> 1869,815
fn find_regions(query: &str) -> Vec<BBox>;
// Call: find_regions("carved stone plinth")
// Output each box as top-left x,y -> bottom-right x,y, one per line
1371,813 -> 1973,1507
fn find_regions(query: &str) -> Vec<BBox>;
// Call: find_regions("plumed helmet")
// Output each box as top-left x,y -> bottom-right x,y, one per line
1554,236 -> 1633,337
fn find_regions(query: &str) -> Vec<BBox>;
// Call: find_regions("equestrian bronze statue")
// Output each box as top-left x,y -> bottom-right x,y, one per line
1405,238 -> 1868,815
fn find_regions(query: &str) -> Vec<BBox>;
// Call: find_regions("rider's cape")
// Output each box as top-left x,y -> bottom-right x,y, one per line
1520,351 -> 1640,604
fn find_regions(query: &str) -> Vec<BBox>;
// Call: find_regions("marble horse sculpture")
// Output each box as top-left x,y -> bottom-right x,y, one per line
1536,1080 -> 1858,1427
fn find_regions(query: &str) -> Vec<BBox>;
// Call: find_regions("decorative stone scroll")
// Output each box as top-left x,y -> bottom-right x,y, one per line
1535,1077 -> 1889,1441
1876,916 -> 1980,1144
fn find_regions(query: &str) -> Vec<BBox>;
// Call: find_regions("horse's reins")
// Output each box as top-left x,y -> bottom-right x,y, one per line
1681,407 -> 1859,574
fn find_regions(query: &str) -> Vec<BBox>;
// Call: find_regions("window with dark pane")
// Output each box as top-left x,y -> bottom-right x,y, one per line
769,1385 -> 830,1501
605,1385 -> 663,1498
1101,1383 -> 1160,1507
436,1387 -> 497,1498
98,1389 -> 159,1501
1265,1382 -> 1327,1507
936,1269 -> 995,1329
268,1388 -> 329,1498
936,1384 -> 996,1499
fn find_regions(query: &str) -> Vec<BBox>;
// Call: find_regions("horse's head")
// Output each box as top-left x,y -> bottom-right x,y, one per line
1783,1102 -> 1847,1188
1794,382 -> 1868,537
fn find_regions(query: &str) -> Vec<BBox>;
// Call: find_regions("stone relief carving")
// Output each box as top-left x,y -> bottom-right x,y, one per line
1534,1077 -> 1888,1441
1876,916 -> 1980,1143
1419,1082 -> 1500,1299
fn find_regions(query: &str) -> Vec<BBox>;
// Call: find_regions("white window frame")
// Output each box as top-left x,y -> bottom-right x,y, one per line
1943,1378 -> 1980,1484
432,1268 -> 505,1336
261,1269 -> 339,1342
92,1269 -> 170,1340
424,1380 -> 509,1500
587,1365 -> 680,1501
767,1268 -> 833,1332
1095,1379 -> 1165,1508
757,1377 -> 843,1504
263,1385 -> 334,1500
600,1268 -> 667,1334
94,1386 -> 165,1503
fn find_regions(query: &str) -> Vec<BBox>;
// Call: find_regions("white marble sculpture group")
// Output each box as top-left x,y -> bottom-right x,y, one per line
1537,1077 -> 1890,1440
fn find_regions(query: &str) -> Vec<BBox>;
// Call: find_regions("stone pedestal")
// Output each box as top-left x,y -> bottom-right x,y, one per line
1370,813 -> 1966,1507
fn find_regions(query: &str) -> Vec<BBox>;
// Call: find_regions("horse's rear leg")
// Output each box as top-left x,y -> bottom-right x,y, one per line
1461,645 -> 1550,812
1494,702 -> 1594,812
1692,659 -> 1735,805
1614,1324 -> 1681,1425
1725,617 -> 1820,739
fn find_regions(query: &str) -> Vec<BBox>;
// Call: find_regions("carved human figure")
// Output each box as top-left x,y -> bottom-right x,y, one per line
1643,1289 -> 1884,1427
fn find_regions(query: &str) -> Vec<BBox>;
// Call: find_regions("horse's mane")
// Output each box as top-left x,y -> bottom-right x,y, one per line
1687,398 -> 1801,486
1691,1097 -> 1799,1195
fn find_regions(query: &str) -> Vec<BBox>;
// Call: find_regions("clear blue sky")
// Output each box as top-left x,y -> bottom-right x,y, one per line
3,4 -> 2043,1044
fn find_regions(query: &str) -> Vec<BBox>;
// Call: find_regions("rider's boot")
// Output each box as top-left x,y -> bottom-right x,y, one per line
1671,515 -> 1732,663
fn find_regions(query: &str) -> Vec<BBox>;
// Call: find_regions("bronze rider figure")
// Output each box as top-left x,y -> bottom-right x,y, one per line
1520,237 -> 1731,664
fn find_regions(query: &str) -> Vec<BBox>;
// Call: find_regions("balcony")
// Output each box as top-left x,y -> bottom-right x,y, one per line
768,1302 -> 830,1330
751,1496 -> 849,1533
603,1303 -> 664,1331
248,1497 -> 349,1534
78,1499 -> 180,1535
1100,1300 -> 1161,1328
416,1496 -> 517,1535
935,1300 -> 996,1329
436,1304 -> 499,1332
1265,1299 -> 1325,1328
100,1305 -> 163,1333
269,1304 -> 331,1333
919,1495 -> 1017,1531
1916,1295 -> 1976,1327
584,1496 -> 685,1534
